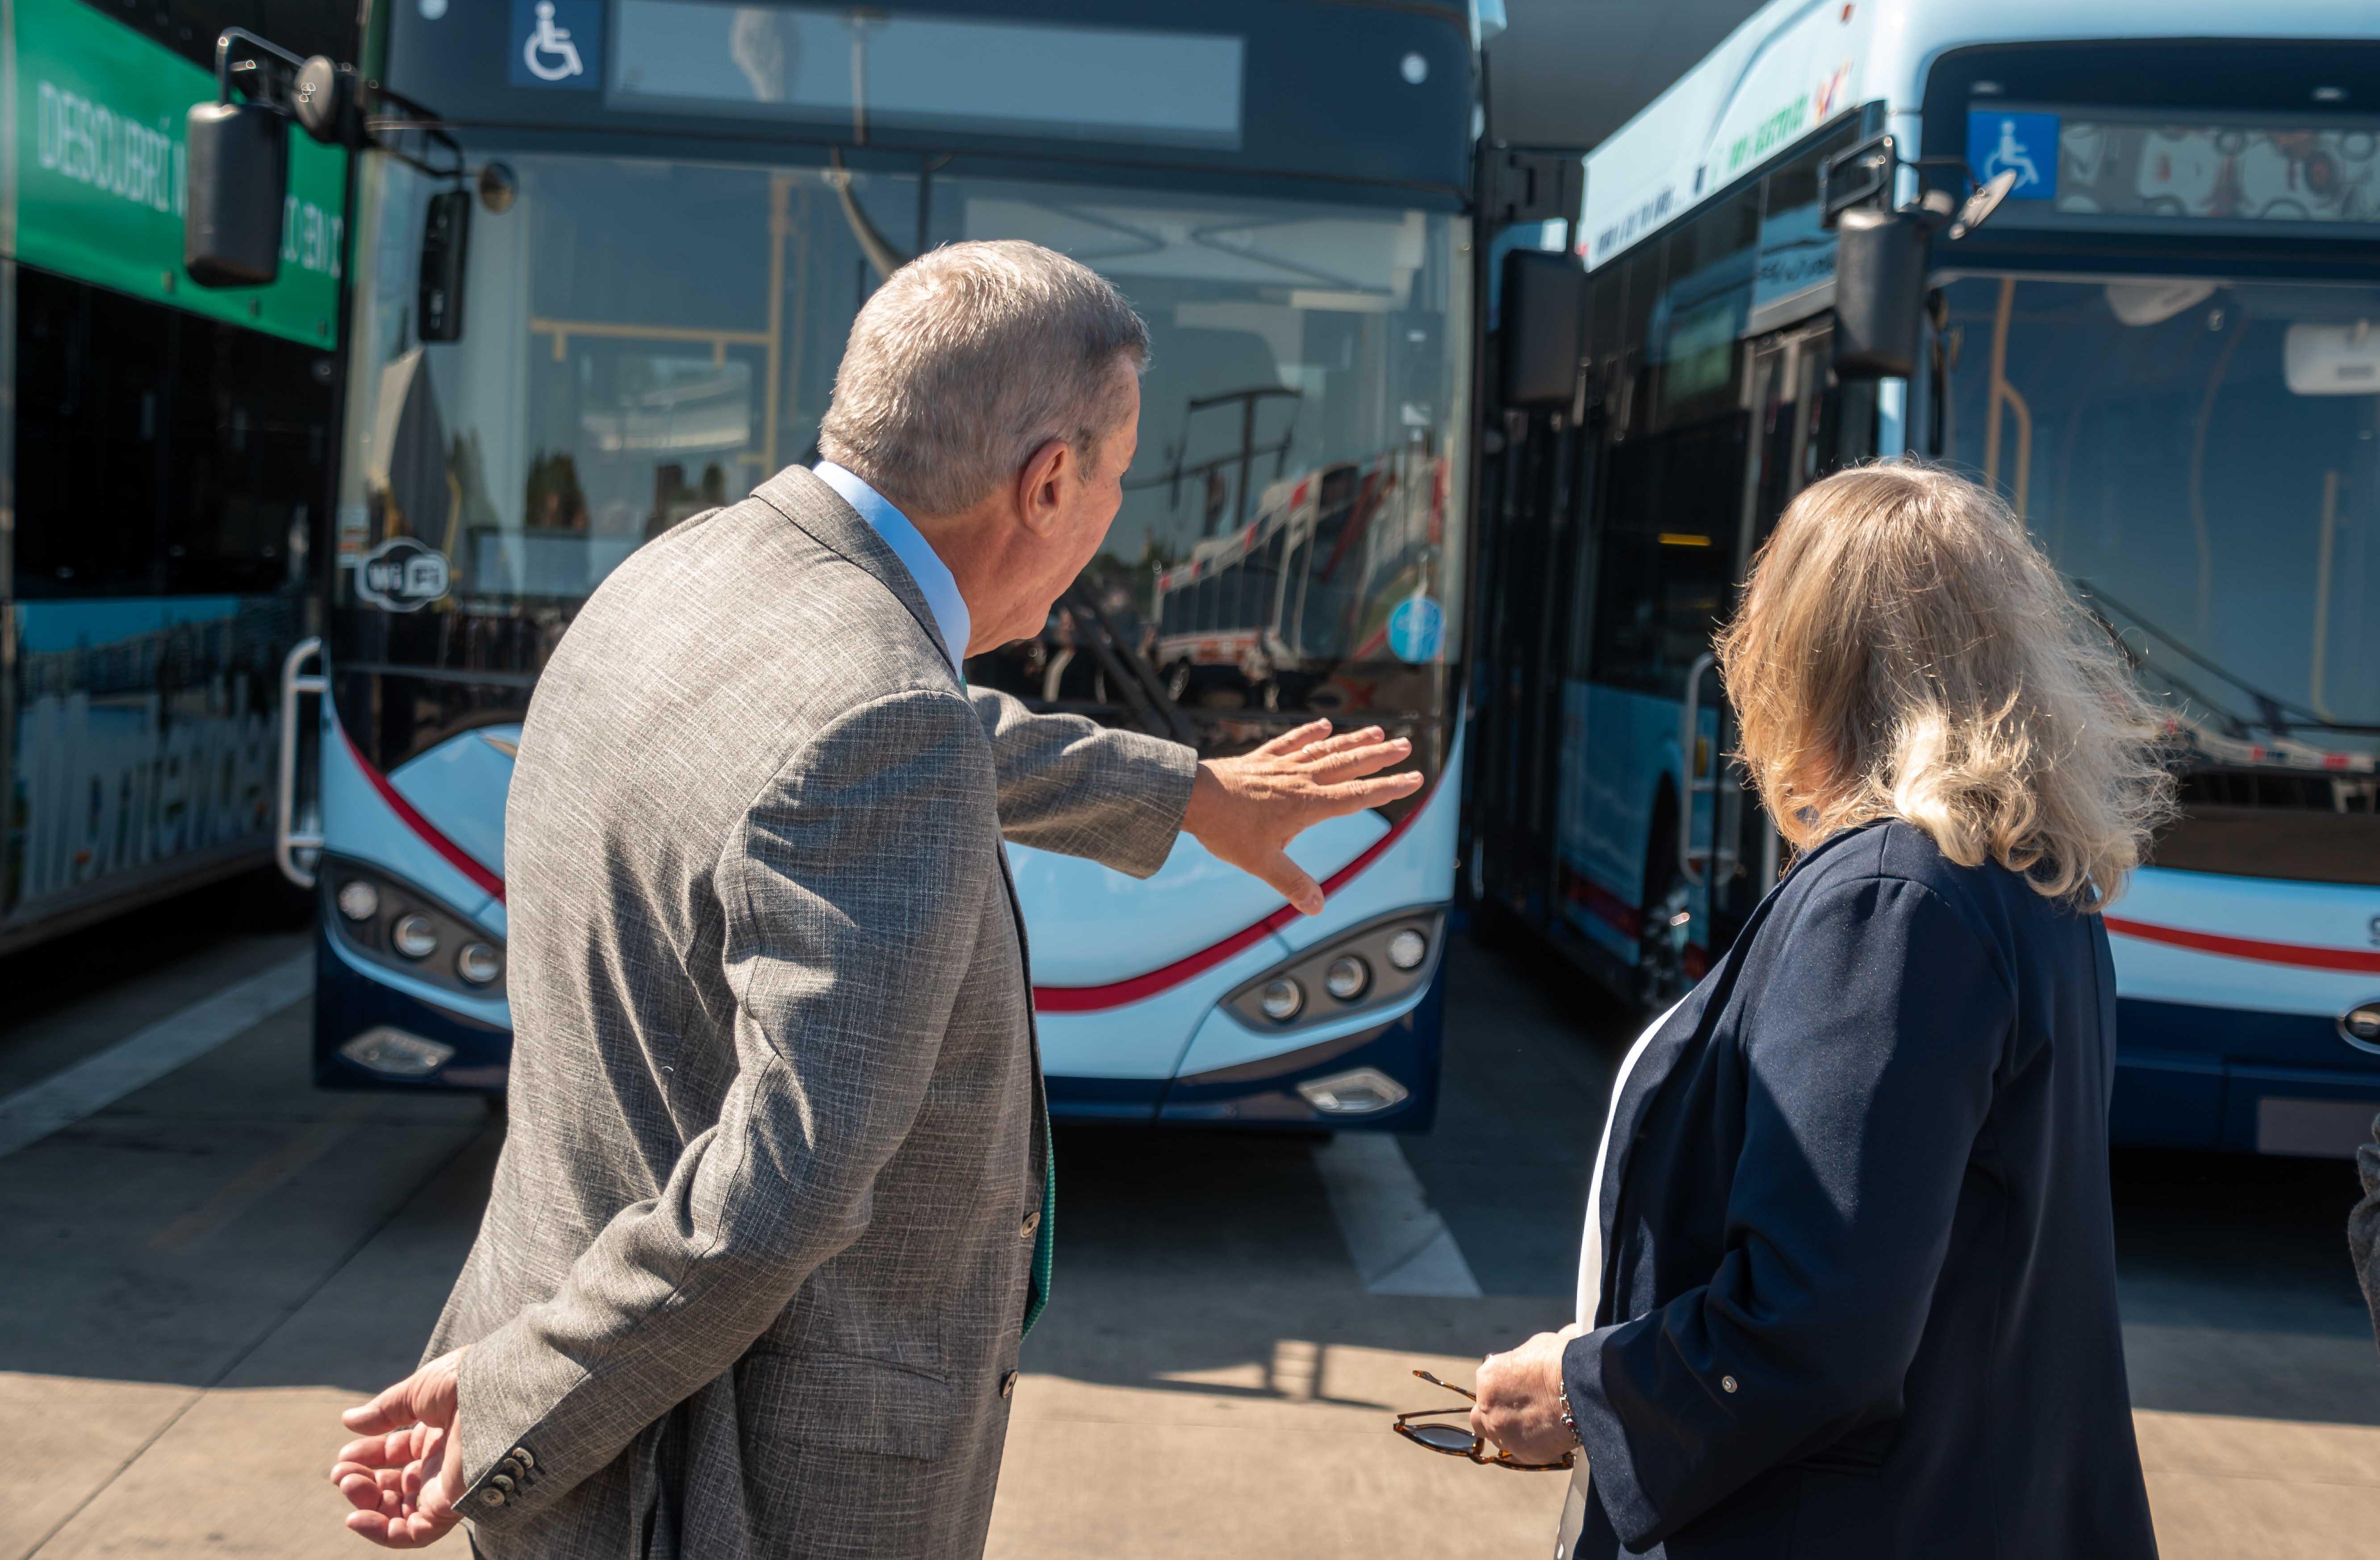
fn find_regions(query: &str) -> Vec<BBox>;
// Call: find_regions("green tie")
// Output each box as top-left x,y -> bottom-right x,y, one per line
1022,1101 -> 1055,1336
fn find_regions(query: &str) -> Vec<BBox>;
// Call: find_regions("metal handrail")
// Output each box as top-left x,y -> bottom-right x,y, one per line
276,637 -> 326,888
1677,651 -> 1721,887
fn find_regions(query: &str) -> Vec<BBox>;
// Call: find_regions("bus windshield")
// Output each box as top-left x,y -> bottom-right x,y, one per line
334,150 -> 1468,776
1939,273 -> 2380,759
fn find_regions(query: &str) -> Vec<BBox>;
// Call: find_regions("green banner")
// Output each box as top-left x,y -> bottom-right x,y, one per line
11,0 -> 345,346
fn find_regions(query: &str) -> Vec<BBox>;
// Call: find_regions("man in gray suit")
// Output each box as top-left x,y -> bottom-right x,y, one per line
328,241 -> 1418,1556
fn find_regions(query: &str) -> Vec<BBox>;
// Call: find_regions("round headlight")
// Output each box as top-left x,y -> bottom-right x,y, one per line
1324,955 -> 1370,1001
335,879 -> 380,922
1386,927 -> 1429,971
1259,977 -> 1304,1022
391,913 -> 439,959
456,942 -> 503,986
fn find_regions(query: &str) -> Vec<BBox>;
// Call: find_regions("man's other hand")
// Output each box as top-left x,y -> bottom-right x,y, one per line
1182,720 -> 1423,915
330,1348 -> 468,1548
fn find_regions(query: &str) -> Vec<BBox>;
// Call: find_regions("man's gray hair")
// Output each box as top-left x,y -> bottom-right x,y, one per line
817,240 -> 1150,516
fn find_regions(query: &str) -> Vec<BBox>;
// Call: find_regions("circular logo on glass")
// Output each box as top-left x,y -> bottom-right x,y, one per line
356,537 -> 453,613
1387,596 -> 1445,663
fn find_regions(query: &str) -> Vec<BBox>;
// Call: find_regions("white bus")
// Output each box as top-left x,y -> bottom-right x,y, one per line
209,0 -> 1511,1132
1472,0 -> 2380,1155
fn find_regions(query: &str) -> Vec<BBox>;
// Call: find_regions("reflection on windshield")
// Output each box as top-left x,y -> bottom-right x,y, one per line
337,150 -> 1467,766
1940,275 -> 2379,760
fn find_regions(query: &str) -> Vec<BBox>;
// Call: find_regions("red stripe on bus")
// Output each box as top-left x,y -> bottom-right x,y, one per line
342,729 -> 508,903
2104,915 -> 2380,975
1032,796 -> 1430,1014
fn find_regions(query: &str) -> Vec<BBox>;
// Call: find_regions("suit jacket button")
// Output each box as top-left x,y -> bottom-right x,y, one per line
509,1446 -> 536,1470
1721,1375 -> 1739,1393
1019,1209 -> 1041,1240
1000,1370 -> 1019,1399
489,1473 -> 517,1496
497,1458 -> 524,1484
478,1488 -> 507,1508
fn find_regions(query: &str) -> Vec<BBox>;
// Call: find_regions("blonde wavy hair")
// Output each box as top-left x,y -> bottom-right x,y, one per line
1715,460 -> 2173,910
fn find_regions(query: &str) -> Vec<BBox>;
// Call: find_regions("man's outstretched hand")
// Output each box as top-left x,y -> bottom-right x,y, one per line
1182,719 -> 1423,916
330,1348 -> 468,1548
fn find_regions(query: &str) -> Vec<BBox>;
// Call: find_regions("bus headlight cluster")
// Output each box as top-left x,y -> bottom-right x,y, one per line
1259,979 -> 1304,1021
1225,913 -> 1443,1030
321,858 -> 506,1001
391,914 -> 439,959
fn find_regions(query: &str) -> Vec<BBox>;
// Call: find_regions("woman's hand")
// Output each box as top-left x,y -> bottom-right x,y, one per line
1471,1324 -> 1584,1464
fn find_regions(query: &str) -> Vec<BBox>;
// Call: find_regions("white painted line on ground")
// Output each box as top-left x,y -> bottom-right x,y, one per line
0,952 -> 312,1160
1313,1130 -> 1482,1297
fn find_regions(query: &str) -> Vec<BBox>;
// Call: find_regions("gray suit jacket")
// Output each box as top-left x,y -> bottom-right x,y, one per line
424,465 -> 1196,1559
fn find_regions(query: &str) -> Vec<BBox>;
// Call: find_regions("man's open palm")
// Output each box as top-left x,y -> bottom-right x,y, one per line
1182,719 -> 1424,915
330,1349 -> 468,1548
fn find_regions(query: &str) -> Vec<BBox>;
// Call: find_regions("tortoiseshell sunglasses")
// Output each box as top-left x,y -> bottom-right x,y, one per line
1390,1370 -> 1577,1472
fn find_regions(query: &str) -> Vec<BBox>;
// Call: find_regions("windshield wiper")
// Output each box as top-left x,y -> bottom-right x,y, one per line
2078,578 -> 2380,738
1056,584 -> 1197,747
825,147 -> 911,282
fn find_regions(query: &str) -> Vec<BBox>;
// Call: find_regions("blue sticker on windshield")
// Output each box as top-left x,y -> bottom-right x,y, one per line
1387,597 -> 1446,664
1967,110 -> 2058,200
511,0 -> 600,89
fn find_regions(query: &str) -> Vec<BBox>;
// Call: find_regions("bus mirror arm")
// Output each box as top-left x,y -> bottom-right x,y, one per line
187,29 -> 472,296
1827,144 -> 2015,381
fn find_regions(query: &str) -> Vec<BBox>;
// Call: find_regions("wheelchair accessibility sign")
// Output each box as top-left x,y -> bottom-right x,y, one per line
511,0 -> 600,89
1966,110 -> 2058,201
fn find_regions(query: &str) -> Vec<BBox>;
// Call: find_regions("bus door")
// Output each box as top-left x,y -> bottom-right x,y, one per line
1472,394 -> 1594,926
1680,320 -> 1841,951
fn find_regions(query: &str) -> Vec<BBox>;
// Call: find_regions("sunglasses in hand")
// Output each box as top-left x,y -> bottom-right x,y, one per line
1390,1369 -> 1577,1472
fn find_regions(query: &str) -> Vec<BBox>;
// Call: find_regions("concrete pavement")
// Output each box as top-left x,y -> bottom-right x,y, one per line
1,895 -> 2373,1558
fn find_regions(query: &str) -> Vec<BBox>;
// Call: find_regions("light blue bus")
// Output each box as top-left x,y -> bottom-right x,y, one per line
1472,0 -> 2380,1155
247,0 -> 1527,1132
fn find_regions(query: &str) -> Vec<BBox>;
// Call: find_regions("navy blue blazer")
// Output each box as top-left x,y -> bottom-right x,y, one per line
1563,820 -> 2158,1559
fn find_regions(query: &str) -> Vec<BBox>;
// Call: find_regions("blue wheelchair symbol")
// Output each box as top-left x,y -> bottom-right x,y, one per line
1966,110 -> 2058,201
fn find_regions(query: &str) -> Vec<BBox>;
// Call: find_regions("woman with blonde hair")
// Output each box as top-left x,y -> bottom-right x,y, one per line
1466,462 -> 2171,1558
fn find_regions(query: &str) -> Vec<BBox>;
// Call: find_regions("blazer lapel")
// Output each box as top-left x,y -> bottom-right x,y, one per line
751,464 -> 960,678
1591,824 -> 1888,1322
1593,884 -> 1786,1323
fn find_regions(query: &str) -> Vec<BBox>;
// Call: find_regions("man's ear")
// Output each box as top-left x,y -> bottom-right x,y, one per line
1014,437 -> 1072,538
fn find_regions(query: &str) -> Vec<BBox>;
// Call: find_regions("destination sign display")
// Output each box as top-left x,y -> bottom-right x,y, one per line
1970,104 -> 2380,237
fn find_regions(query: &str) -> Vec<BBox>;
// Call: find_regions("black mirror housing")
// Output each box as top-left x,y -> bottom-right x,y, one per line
417,190 -> 473,342
184,99 -> 289,288
1500,248 -> 1586,409
1832,207 -> 1932,381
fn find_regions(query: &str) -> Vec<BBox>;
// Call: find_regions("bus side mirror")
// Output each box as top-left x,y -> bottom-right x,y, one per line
1500,248 -> 1586,409
184,97 -> 289,287
1831,206 -> 1931,381
418,190 -> 472,342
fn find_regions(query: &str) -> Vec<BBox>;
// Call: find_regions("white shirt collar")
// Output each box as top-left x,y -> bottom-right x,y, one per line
812,462 -> 971,676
